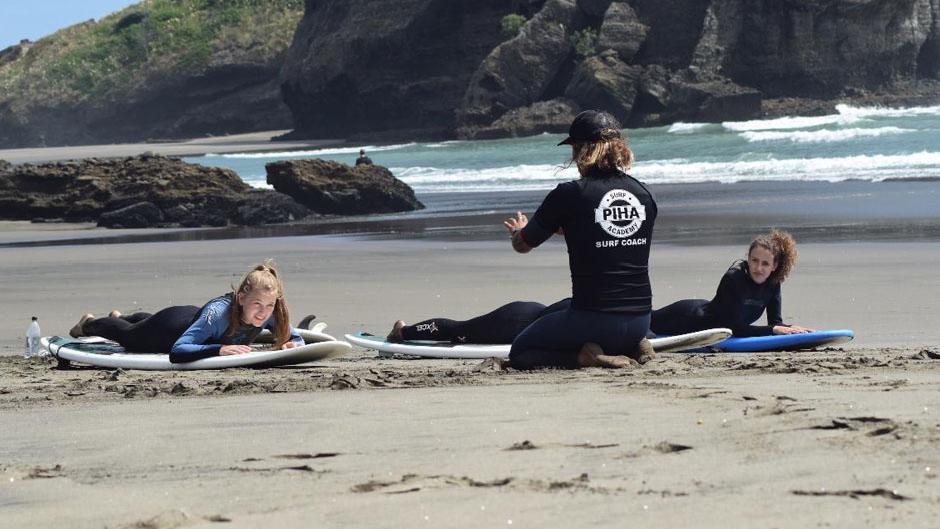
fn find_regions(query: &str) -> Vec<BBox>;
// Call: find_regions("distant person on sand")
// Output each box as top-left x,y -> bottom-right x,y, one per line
503,110 -> 658,370
650,230 -> 814,337
355,148 -> 373,166
69,261 -> 303,363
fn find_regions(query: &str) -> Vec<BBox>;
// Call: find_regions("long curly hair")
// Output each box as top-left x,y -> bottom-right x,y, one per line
749,229 -> 797,284
228,260 -> 291,346
570,127 -> 635,176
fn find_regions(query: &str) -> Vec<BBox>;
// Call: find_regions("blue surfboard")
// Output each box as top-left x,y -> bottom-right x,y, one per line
705,329 -> 855,352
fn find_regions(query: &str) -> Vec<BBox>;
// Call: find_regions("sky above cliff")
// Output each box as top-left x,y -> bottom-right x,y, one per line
0,0 -> 132,49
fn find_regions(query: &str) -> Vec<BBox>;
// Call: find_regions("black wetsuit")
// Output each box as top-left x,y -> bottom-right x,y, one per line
83,306 -> 201,356
355,155 -> 373,166
509,168 -> 657,369
81,294 -> 300,362
650,260 -> 782,337
402,298 -> 572,344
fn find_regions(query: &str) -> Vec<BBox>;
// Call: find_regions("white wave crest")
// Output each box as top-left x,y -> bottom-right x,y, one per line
667,122 -> 711,134
633,151 -> 940,184
391,164 -> 579,192
741,126 -> 913,144
216,142 -> 416,159
723,114 -> 856,132
835,102 -> 940,119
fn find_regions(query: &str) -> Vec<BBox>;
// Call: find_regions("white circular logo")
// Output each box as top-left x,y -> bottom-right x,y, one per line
593,189 -> 646,238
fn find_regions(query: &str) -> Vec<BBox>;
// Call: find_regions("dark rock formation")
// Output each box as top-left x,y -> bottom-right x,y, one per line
664,76 -> 763,123
630,0 -> 712,68
97,202 -> 164,229
232,191 -> 311,227
461,98 -> 581,139
699,0 -> 937,97
0,155 -> 309,228
596,2 -> 648,63
455,0 -> 586,137
578,0 -> 612,18
266,159 -> 423,215
564,51 -> 641,123
280,0 -> 509,141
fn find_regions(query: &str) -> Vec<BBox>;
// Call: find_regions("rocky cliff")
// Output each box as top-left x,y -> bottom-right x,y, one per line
279,0 -> 512,141
282,0 -> 940,139
0,0 -> 303,148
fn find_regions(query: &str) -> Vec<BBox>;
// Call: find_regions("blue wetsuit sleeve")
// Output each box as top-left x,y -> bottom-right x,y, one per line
521,184 -> 568,248
170,299 -> 229,363
290,327 -> 305,345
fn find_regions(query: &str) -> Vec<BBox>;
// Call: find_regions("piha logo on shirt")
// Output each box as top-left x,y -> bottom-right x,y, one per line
594,189 -> 646,238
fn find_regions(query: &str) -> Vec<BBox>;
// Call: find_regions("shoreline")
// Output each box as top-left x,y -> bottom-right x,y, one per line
3,179 -> 940,248
0,130 -> 345,165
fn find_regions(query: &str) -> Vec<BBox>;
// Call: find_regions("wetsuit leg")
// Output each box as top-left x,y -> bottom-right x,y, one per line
121,312 -> 153,324
401,301 -> 548,344
537,298 -> 572,318
83,306 -> 200,353
649,299 -> 711,335
509,308 -> 650,370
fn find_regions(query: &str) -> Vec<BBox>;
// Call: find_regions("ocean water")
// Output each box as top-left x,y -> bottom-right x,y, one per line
187,103 -> 940,194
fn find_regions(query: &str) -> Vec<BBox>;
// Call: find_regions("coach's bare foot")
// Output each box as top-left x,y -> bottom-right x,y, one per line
69,313 -> 94,338
577,342 -> 636,369
386,320 -> 406,342
632,337 -> 656,365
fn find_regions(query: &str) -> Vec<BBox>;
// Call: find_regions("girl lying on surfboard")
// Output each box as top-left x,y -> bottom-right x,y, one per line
387,299 -> 572,344
650,229 -> 814,337
68,261 -> 303,363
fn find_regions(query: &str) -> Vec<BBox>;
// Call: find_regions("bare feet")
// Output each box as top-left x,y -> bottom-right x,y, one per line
577,342 -> 637,369
69,314 -> 94,338
631,337 -> 656,365
108,310 -> 122,319
386,320 -> 406,342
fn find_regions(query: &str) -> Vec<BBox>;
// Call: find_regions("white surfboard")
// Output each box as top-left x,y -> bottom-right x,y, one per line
344,328 -> 732,360
42,321 -> 351,370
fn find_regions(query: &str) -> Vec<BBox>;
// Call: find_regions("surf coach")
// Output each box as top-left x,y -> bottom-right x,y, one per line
503,110 -> 658,369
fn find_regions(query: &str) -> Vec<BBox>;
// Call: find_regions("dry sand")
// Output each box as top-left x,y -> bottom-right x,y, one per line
0,130 -> 343,164
2,236 -> 940,528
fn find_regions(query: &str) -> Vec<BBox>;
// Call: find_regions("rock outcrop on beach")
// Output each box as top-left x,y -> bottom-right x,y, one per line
265,160 -> 424,215
0,1 -> 303,148
280,0 -> 940,140
0,154 -> 309,228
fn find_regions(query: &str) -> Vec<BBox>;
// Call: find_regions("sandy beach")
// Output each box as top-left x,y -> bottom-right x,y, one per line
2,231 -> 939,528
3,129 -> 940,529
0,130 -> 343,164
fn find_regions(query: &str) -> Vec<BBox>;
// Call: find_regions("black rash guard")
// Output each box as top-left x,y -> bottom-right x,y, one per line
520,168 -> 657,313
650,260 -> 783,337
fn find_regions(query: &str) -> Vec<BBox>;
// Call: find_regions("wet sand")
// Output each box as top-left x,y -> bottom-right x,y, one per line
2,214 -> 940,527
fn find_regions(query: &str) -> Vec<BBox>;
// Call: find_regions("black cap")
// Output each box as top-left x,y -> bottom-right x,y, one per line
557,110 -> 621,146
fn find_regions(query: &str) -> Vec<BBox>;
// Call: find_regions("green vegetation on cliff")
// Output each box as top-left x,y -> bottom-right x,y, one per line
0,0 -> 303,106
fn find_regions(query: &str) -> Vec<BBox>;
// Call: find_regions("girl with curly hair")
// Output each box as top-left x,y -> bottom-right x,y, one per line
650,229 -> 813,337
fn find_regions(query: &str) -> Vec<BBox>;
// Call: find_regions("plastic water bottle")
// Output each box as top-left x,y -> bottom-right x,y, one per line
25,316 -> 41,358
